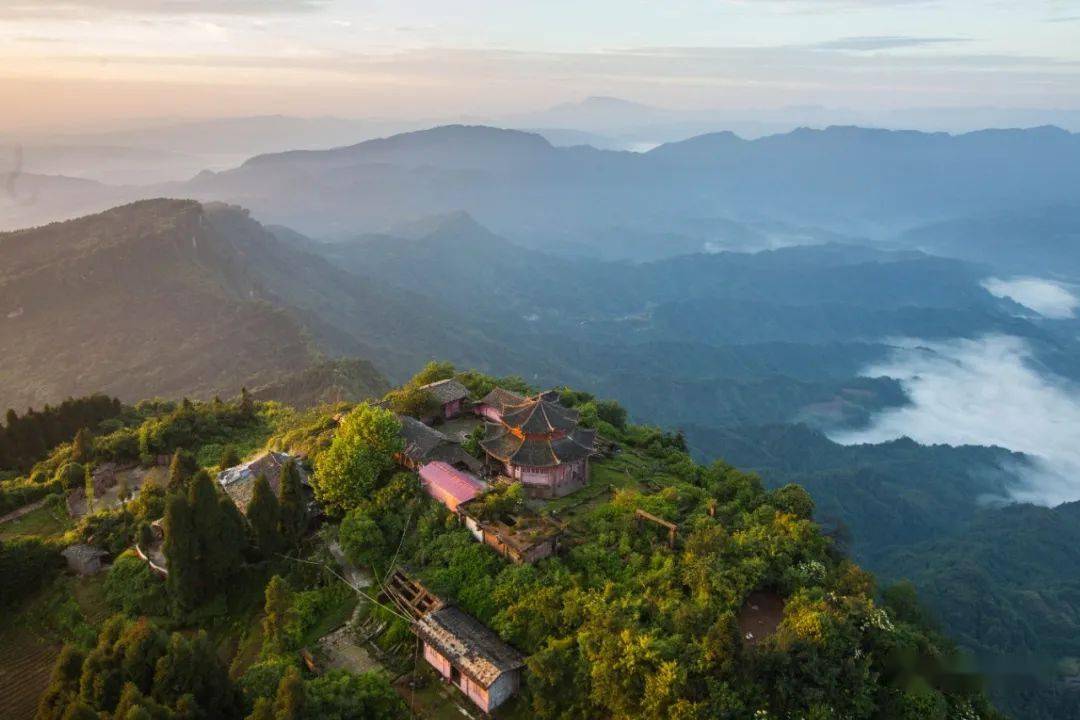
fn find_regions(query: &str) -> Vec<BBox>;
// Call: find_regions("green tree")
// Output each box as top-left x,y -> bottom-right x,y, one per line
261,576 -> 294,656
36,646 -> 86,720
54,461 -> 85,490
214,494 -> 248,577
272,665 -> 304,720
595,399 -> 628,430
240,387 -> 254,417
527,636 -> 591,719
151,630 -> 239,714
771,484 -> 815,520
313,404 -> 402,514
246,698 -> 274,720
166,450 -> 197,492
248,475 -> 282,558
83,464 -> 95,513
338,509 -> 386,570
462,424 -> 485,459
219,445 -> 241,469
162,493 -> 199,612
71,427 -> 93,463
381,385 -> 439,418
59,702 -> 97,720
277,460 -> 306,547
187,470 -> 219,579
304,670 -> 408,720
409,360 -> 455,387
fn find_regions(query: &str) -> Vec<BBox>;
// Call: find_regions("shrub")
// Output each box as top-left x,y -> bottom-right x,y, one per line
104,552 -> 169,617
54,462 -> 86,490
0,537 -> 62,608
239,657 -> 296,703
0,476 -> 61,514
95,428 -> 140,463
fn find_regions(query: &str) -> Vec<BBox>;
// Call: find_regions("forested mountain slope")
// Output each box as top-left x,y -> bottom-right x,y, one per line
883,501 -> 1080,719
0,199 -> 315,410
0,201 -> 534,411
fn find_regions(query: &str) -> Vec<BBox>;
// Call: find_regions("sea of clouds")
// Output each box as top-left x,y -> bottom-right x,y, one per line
981,276 -> 1079,319
831,334 -> 1080,506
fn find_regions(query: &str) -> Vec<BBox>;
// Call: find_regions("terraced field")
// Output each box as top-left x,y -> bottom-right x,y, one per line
0,624 -> 60,720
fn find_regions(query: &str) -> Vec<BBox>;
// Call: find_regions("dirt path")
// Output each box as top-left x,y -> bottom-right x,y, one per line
327,541 -> 373,589
0,498 -> 47,525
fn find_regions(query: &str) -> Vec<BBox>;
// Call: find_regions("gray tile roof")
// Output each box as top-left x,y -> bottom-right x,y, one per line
420,378 -> 469,405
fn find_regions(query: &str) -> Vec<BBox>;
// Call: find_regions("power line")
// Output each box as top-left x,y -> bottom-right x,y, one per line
277,551 -> 414,624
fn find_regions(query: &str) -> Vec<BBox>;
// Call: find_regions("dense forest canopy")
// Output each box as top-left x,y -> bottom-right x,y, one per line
0,366 -> 1006,720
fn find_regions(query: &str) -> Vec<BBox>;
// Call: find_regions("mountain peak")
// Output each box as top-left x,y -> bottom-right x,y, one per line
390,210 -> 493,241
243,124 -> 552,168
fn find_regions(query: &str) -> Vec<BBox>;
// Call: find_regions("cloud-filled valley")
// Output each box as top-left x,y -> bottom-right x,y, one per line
981,276 -> 1079,319
832,334 -> 1080,506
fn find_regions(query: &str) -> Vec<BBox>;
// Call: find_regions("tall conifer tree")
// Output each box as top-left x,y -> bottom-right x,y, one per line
248,474 -> 282,558
163,493 -> 199,612
273,665 -> 305,720
166,449 -> 197,492
277,460 -> 306,548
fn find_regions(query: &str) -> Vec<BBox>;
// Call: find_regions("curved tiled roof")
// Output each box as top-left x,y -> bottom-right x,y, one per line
500,396 -> 579,434
480,422 -> 596,468
478,387 -> 526,413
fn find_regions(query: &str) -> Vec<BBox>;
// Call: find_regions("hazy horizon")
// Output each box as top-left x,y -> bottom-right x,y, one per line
3,0 -> 1080,134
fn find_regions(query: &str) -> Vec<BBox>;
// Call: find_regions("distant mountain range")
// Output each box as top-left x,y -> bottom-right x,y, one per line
184,124 -> 1080,246
6,123 -> 1080,269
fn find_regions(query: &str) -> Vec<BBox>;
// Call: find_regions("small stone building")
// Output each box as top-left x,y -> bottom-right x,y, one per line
419,378 -> 470,420
416,606 -> 525,713
217,451 -> 315,516
61,544 -> 107,575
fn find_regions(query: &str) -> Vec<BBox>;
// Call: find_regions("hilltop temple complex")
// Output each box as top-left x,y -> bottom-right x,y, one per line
477,389 -> 597,498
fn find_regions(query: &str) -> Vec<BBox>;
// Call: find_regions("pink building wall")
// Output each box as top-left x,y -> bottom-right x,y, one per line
508,457 -> 588,498
442,398 -> 464,419
422,642 -> 503,712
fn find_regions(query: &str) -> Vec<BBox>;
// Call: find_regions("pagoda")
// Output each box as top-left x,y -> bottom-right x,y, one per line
479,391 -> 596,498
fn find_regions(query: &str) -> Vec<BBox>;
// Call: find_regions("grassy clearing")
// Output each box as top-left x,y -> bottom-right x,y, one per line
228,611 -> 265,680
0,503 -> 71,540
71,574 -> 111,626
544,450 -> 675,531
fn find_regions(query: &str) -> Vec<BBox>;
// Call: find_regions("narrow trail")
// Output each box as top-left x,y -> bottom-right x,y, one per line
0,498 -> 47,525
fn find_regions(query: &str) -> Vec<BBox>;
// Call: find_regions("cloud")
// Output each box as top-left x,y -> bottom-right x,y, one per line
982,276 -> 1079,319
0,0 -> 329,18
831,335 -> 1080,506
812,36 -> 972,51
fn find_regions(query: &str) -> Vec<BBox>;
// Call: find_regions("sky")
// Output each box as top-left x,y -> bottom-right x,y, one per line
1,0 -> 1079,131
